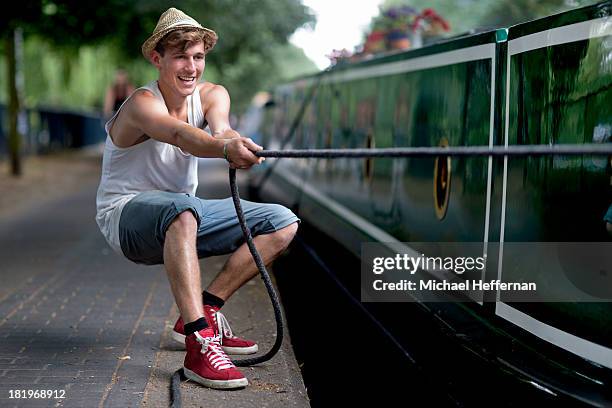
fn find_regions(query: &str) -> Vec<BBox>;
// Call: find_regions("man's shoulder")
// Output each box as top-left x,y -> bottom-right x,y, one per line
198,81 -> 220,95
130,87 -> 160,104
107,88 -> 167,146
122,88 -> 167,115
199,82 -> 229,106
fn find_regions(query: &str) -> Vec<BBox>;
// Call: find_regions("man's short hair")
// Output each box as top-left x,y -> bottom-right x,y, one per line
154,28 -> 213,56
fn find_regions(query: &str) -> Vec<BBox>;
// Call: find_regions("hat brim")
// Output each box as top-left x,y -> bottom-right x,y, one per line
141,25 -> 218,60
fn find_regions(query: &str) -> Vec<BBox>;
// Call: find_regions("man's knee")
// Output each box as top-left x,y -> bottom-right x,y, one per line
167,210 -> 198,236
272,222 -> 298,249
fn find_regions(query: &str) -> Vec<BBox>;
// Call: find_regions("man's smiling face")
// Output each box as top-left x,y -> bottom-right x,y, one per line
154,41 -> 206,97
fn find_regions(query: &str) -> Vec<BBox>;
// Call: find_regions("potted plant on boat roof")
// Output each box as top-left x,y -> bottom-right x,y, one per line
326,48 -> 353,66
382,5 -> 418,51
363,15 -> 388,55
412,8 -> 451,47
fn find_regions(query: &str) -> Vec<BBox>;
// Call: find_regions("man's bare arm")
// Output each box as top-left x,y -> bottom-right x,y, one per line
125,90 -> 261,168
203,85 -> 232,136
201,84 -> 264,168
126,90 -> 225,157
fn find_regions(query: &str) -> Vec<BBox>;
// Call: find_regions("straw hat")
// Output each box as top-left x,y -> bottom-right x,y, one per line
141,7 -> 218,60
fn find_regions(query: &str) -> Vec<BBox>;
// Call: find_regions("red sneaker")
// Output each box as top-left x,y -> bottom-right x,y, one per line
172,307 -> 258,355
183,327 -> 248,389
204,305 -> 259,355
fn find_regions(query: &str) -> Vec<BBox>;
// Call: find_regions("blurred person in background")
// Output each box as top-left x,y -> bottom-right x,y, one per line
103,68 -> 135,119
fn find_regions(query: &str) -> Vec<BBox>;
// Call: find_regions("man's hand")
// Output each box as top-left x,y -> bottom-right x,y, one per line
224,136 -> 264,169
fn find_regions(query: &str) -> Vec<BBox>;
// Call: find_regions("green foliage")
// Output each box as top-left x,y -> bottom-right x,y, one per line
204,43 -> 318,113
0,37 -> 156,110
380,0 -> 601,34
272,44 -> 319,82
381,0 -> 490,34
481,0 -> 601,29
179,0 -> 316,111
2,0 -> 316,114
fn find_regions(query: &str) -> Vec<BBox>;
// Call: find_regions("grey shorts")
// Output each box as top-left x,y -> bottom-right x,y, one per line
118,190 -> 299,265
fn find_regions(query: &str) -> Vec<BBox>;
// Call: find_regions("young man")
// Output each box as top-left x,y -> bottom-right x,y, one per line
95,8 -> 299,389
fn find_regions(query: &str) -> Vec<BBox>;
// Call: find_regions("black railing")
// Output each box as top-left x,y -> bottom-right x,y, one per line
0,105 -> 107,158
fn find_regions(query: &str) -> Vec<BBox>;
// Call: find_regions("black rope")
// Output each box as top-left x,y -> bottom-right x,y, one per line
170,141 -> 612,406
170,169 -> 286,407
228,168 -> 285,367
170,368 -> 184,408
256,143 -> 612,158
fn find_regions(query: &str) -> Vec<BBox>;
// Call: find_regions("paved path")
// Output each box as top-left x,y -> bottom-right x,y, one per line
0,152 -> 309,408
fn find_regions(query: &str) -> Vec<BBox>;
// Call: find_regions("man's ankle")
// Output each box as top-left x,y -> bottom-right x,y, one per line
184,317 -> 208,335
202,290 -> 225,309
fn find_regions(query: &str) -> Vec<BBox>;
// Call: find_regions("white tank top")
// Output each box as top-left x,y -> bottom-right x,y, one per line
95,81 -> 207,254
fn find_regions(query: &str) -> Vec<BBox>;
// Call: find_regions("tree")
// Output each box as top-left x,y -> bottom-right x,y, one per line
2,1 -> 43,176
481,0 -> 598,29
1,0 -> 160,176
380,0 -> 600,35
90,0 -> 315,112
153,0 -> 316,112
1,0 -> 314,175
4,29 -> 25,176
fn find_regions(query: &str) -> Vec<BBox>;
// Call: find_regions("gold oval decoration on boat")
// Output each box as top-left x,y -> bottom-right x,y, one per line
433,138 -> 451,220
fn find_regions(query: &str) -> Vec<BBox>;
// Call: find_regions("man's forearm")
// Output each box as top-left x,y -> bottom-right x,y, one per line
175,123 -> 225,158
212,128 -> 237,139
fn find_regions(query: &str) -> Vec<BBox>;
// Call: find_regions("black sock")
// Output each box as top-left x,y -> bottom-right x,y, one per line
184,317 -> 208,335
202,290 -> 225,309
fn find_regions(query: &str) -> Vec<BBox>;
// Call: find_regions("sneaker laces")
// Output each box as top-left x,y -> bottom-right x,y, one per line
215,311 -> 236,340
210,308 -> 236,343
194,331 -> 235,370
